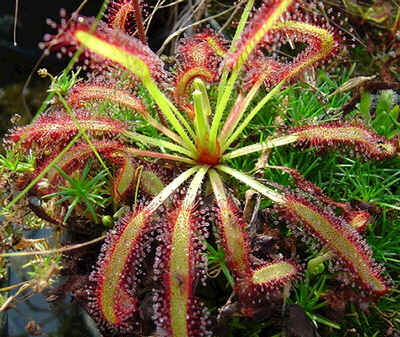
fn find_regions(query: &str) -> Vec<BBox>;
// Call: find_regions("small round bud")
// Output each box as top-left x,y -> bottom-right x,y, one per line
102,215 -> 114,228
37,68 -> 50,78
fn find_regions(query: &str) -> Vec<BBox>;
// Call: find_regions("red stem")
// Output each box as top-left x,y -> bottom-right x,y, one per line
132,0 -> 147,45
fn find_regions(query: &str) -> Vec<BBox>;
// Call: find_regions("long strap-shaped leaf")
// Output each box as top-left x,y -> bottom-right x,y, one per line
73,30 -> 197,153
145,166 -> 201,214
209,169 -> 251,280
90,167 -> 199,327
215,0 -> 255,107
220,6 -> 338,152
222,81 -> 284,151
122,147 -> 196,165
210,0 -> 294,151
216,165 -> 284,203
223,134 -> 298,160
123,131 -> 194,158
68,83 -> 184,145
282,194 -> 388,295
160,167 -> 209,337
209,169 -> 297,303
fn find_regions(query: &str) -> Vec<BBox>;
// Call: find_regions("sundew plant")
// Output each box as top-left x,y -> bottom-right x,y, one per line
1,0 -> 400,336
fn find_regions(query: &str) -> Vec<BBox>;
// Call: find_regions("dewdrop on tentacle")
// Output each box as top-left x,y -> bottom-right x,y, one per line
290,122 -> 399,160
280,193 -> 388,295
105,0 -> 144,35
88,207 -> 153,331
68,81 -> 147,115
7,109 -> 127,153
173,29 -> 227,119
216,197 -> 298,307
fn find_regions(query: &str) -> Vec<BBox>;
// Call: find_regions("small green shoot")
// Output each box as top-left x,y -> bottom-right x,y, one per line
205,240 -> 234,288
43,160 -> 108,223
0,150 -> 35,173
289,272 -> 340,330
42,68 -> 82,96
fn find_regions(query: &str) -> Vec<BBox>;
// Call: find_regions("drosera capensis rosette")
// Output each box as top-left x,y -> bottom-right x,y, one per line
3,0 -> 399,336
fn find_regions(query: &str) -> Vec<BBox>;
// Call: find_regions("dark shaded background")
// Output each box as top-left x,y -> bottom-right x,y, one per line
0,0 -> 173,137
0,0 -> 103,84
0,1 -> 106,138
